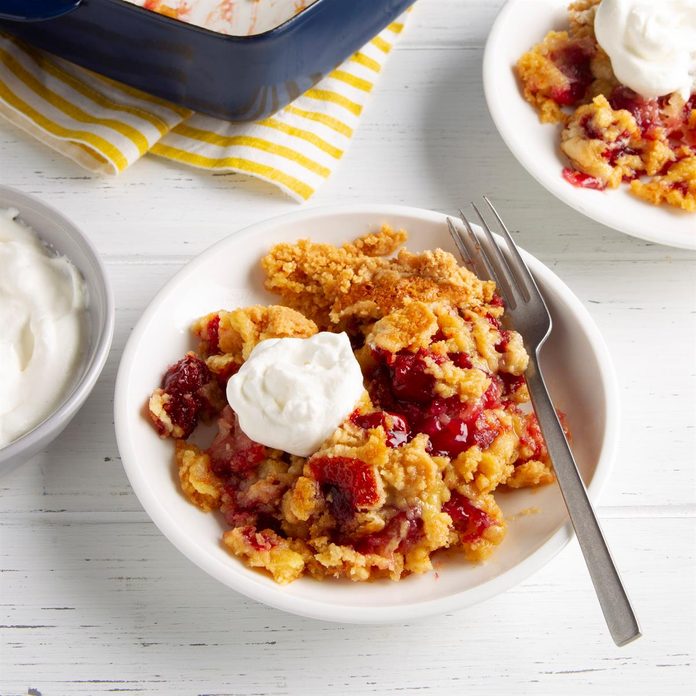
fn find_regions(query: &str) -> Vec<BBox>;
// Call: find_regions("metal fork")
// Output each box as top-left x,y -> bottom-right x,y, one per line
447,197 -> 641,647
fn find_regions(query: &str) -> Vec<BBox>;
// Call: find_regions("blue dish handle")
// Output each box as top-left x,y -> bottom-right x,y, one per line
0,0 -> 82,22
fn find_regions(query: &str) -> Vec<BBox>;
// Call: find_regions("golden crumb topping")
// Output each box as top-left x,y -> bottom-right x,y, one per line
146,229 -> 561,584
262,226 -> 495,328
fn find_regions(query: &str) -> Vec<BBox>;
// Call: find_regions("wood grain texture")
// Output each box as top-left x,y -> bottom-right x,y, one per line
0,1 -> 695,694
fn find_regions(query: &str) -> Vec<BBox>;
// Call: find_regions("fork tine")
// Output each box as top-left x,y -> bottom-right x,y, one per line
446,217 -> 470,264
469,203 -> 519,310
447,216 -> 489,281
482,196 -> 532,302
457,209 -> 502,291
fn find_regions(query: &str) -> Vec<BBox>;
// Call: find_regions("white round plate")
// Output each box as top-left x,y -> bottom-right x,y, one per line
114,204 -> 619,623
483,0 -> 696,250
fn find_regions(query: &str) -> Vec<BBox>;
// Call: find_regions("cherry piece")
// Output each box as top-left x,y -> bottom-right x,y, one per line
562,168 -> 606,190
208,406 -> 266,478
162,353 -> 210,396
159,353 -> 214,438
310,457 -> 382,512
390,350 -> 437,403
443,493 -> 495,542
355,510 -> 422,555
549,44 -> 594,106
494,329 -> 512,353
240,526 -> 276,552
609,86 -> 660,136
449,352 -> 473,369
206,315 -> 221,353
351,411 -> 410,448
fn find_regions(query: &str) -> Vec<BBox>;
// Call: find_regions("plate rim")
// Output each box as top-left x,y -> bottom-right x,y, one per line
482,0 -> 696,251
114,203 -> 621,623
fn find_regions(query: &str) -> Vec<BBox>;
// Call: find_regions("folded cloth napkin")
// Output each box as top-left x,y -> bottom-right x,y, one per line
0,16 -> 407,201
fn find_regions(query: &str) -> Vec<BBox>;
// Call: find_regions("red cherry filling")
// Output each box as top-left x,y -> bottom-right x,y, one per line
208,406 -> 266,478
368,348 -> 441,426
670,181 -> 690,196
518,412 -> 547,462
518,410 -> 570,463
310,457 -> 382,513
486,315 -> 514,352
240,526 -> 277,552
449,351 -> 472,369
495,329 -> 512,353
499,372 -> 526,399
562,167 -> 606,190
443,493 -> 495,542
684,96 -> 696,146
483,375 -> 503,409
390,349 -> 440,403
603,140 -> 639,168
486,313 -> 502,331
162,352 -> 210,395
205,315 -> 221,354
221,487 -> 257,528
580,113 -> 603,140
355,509 -> 422,556
549,44 -> 594,106
578,112 -> 641,172
419,396 -> 501,457
367,346 -> 512,457
420,412 -> 470,457
351,410 -> 410,448
159,353 -> 215,438
609,86 -> 661,136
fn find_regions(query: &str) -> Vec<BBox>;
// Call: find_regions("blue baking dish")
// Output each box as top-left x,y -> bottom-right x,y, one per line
0,0 -> 412,121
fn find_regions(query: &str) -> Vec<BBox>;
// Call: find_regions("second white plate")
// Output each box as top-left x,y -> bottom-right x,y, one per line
483,0 -> 695,250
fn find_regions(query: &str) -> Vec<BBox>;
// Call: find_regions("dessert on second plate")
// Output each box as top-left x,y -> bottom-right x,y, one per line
516,0 -> 695,211
147,227 -> 567,584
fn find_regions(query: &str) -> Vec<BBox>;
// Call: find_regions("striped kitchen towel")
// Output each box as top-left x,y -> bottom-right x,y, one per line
0,15 -> 407,201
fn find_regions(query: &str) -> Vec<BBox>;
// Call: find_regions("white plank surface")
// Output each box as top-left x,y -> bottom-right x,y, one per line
1,1 -> 695,693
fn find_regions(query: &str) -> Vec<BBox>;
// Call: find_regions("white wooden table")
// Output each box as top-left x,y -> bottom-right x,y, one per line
1,1 -> 695,693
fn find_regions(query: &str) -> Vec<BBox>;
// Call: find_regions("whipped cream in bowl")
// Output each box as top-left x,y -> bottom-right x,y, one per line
226,331 -> 364,457
595,0 -> 696,99
0,208 -> 88,449
0,186 -> 114,475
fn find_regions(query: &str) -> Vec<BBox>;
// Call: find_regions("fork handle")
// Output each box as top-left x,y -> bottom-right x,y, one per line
525,353 -> 641,647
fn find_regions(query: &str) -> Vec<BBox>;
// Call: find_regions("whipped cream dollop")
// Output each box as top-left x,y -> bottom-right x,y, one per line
595,0 -> 696,99
0,208 -> 87,448
226,332 -> 364,457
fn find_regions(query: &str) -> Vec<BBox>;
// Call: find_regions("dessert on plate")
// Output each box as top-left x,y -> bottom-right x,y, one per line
516,0 -> 696,211
147,227 -> 566,584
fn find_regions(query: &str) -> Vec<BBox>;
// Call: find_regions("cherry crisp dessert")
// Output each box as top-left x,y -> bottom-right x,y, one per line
147,227 -> 564,584
517,0 -> 695,211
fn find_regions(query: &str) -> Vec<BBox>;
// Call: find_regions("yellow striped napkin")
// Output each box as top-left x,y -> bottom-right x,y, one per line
0,16 -> 407,201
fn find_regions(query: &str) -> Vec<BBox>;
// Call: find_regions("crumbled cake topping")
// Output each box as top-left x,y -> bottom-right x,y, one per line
147,228 -> 562,584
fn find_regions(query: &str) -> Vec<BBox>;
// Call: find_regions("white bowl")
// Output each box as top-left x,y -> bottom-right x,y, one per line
114,204 -> 619,623
0,186 -> 115,476
483,0 -> 696,250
